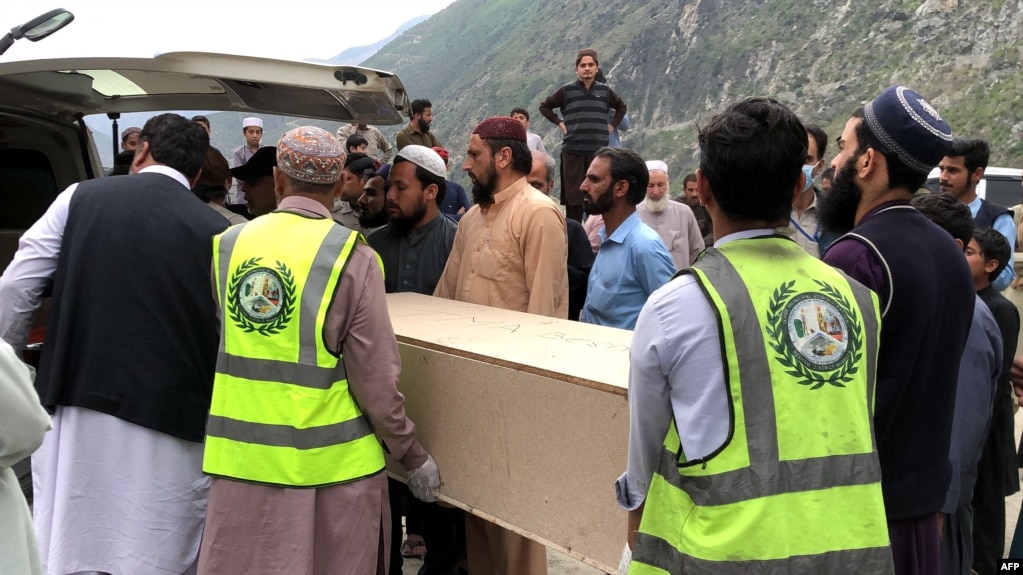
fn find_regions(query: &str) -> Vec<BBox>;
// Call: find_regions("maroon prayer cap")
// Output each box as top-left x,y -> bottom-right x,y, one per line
471,116 -> 526,143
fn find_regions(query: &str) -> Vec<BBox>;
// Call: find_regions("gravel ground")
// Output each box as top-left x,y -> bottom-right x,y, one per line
400,548 -> 605,575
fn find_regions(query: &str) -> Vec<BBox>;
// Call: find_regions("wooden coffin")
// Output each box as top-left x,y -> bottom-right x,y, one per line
385,292 -> 631,573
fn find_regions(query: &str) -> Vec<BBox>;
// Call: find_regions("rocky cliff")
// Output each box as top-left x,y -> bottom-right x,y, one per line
364,0 -> 1023,177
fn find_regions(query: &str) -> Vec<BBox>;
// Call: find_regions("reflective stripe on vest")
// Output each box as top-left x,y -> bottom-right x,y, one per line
634,535 -> 892,575
204,212 -> 385,487
206,413 -> 373,450
630,237 -> 893,575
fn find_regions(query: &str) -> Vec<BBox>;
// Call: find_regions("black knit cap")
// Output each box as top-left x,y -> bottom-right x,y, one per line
863,86 -> 953,175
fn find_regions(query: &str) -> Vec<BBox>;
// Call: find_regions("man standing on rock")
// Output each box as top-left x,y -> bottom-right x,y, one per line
539,48 -> 628,222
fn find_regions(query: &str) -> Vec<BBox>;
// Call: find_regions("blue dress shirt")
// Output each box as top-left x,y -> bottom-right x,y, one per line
580,211 -> 674,330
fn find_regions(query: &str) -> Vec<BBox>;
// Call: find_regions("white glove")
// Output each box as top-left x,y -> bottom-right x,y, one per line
407,454 -> 441,503
619,542 -> 632,575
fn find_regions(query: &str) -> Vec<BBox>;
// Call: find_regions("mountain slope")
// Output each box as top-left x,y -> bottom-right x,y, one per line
308,16 -> 431,65
365,0 -> 1023,176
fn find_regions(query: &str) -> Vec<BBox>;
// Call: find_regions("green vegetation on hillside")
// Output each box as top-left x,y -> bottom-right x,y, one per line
362,0 -> 1023,182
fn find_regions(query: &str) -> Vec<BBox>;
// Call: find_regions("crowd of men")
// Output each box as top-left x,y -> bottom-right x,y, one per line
2,45 -> 1023,575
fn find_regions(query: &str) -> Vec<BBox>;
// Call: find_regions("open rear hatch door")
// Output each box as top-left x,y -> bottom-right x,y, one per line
0,51 -> 410,124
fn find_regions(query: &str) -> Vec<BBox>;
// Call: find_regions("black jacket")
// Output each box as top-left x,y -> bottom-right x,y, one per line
36,171 -> 229,442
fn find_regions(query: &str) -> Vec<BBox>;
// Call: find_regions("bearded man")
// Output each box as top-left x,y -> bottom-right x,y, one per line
579,148 -> 675,330
396,99 -> 440,151
366,146 -> 462,574
368,147 -> 456,296
636,160 -> 705,270
434,116 -> 568,319
434,116 -> 568,575
357,163 -> 392,233
819,86 -> 974,575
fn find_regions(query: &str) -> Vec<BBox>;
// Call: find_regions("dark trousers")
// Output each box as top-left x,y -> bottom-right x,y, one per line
565,205 -> 583,224
1009,503 -> 1023,557
389,478 -> 408,575
388,477 -> 466,575
972,431 -> 1008,574
559,151 -> 592,222
419,504 -> 466,574
890,514 -> 940,575
939,498 -> 974,575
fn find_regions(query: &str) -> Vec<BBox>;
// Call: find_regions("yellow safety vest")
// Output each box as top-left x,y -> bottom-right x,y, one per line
630,237 -> 894,575
204,211 -> 386,487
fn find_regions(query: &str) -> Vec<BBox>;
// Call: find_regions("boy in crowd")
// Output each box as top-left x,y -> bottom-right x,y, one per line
345,134 -> 370,156
231,117 -> 263,204
912,192 -> 1001,575
967,227 -> 1021,574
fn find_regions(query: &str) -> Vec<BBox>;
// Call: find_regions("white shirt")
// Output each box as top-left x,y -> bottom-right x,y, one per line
0,166 -> 189,353
33,406 -> 209,575
636,200 -> 705,270
526,131 -> 546,154
615,229 -> 774,510
0,339 -> 50,575
778,192 -> 822,258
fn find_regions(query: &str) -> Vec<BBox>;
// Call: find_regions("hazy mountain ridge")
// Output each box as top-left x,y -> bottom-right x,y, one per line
307,16 -> 431,65
363,0 -> 1023,176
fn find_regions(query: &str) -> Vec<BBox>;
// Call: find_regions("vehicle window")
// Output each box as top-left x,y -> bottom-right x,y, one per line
983,178 -> 1021,208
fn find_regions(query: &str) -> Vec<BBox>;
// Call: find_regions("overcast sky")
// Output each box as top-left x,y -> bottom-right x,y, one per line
2,1 -> 456,63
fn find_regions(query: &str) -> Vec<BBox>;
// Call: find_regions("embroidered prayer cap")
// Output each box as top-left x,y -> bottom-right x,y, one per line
230,147 -> 277,181
432,146 -> 449,165
242,117 -> 263,129
472,116 -> 526,143
576,48 -> 599,66
862,86 -> 953,175
395,145 -> 447,179
276,126 -> 345,185
196,148 -> 231,189
646,160 -> 669,177
120,126 -> 141,141
375,163 -> 392,181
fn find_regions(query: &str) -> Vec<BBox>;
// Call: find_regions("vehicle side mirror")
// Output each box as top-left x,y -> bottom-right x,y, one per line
0,8 -> 75,56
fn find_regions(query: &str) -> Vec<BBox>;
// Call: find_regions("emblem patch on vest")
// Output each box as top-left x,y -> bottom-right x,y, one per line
766,279 -> 863,390
226,257 -> 296,336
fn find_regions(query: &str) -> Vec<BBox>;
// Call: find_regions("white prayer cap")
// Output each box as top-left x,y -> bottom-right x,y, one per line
242,117 -> 263,129
395,145 -> 447,179
646,160 -> 669,176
